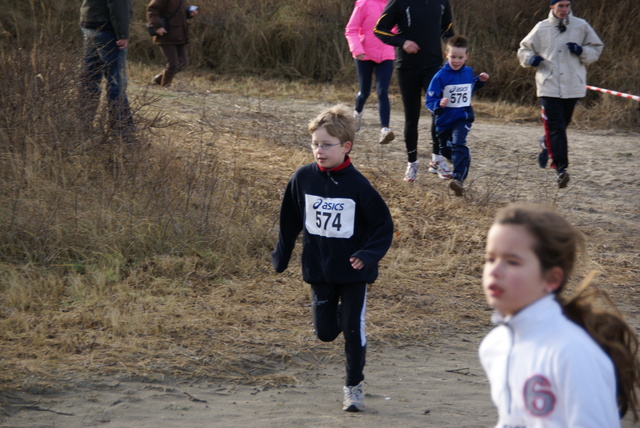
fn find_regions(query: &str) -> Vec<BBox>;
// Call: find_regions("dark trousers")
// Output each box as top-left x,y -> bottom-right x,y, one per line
310,282 -> 367,387
160,43 -> 189,75
437,120 -> 471,181
540,97 -> 579,172
396,66 -> 440,163
80,28 -> 133,132
354,59 -> 394,128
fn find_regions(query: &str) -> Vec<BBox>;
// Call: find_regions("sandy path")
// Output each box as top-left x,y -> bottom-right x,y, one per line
2,85 -> 638,427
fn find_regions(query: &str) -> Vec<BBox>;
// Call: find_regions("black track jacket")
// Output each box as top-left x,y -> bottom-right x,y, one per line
374,0 -> 454,69
271,159 -> 393,285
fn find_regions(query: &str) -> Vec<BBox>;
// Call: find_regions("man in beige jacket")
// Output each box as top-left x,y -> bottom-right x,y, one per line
518,0 -> 603,188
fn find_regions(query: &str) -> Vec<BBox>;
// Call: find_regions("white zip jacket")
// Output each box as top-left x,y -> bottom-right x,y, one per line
479,294 -> 619,427
518,11 -> 603,98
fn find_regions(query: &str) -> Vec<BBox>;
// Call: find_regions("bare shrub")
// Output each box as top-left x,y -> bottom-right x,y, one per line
0,38 -> 267,271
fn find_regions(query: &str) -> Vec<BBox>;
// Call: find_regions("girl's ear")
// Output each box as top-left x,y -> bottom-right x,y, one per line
544,266 -> 564,292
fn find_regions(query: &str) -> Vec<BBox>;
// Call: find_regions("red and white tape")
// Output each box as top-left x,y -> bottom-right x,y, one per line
586,85 -> 640,102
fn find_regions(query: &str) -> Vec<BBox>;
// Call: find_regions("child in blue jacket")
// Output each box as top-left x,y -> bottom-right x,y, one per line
426,35 -> 489,196
272,104 -> 394,412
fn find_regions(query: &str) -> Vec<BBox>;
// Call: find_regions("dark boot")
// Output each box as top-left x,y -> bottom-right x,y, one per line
151,73 -> 163,85
160,71 -> 175,87
108,97 -> 136,144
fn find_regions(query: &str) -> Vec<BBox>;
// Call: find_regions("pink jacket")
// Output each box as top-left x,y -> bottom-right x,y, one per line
345,0 -> 395,63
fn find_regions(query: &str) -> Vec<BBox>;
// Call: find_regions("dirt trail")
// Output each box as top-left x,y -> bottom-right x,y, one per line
2,84 -> 638,427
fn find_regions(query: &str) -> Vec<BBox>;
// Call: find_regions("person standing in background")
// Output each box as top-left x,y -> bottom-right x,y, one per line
147,0 -> 199,87
374,0 -> 454,182
517,0 -> 603,188
345,0 -> 396,145
79,0 -> 135,138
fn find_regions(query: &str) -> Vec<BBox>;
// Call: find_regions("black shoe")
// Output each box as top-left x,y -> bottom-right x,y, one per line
557,171 -> 570,188
537,149 -> 548,168
537,136 -> 548,168
449,179 -> 464,197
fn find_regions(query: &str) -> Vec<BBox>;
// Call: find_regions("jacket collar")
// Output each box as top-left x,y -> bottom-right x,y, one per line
441,62 -> 466,73
491,294 -> 561,333
317,155 -> 352,173
548,10 -> 572,26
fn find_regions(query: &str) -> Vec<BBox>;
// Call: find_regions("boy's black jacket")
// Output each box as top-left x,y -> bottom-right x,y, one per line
272,159 -> 393,285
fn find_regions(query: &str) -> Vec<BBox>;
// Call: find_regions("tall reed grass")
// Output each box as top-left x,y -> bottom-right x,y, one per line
2,0 -> 638,107
0,41 -> 270,272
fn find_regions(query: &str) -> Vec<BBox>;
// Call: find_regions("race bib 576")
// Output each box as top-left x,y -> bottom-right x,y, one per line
305,195 -> 355,238
444,83 -> 472,108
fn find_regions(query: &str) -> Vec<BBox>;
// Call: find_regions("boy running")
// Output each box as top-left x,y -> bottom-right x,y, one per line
271,104 -> 394,412
426,35 -> 489,196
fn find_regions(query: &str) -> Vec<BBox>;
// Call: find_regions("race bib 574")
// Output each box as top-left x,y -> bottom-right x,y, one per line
305,195 -> 355,238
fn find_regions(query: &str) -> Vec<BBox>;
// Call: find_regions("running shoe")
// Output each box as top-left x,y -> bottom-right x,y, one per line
404,161 -> 418,182
537,136 -> 548,168
354,111 -> 362,132
343,383 -> 364,412
449,179 -> 464,197
428,160 -> 453,179
379,128 -> 395,144
557,171 -> 570,188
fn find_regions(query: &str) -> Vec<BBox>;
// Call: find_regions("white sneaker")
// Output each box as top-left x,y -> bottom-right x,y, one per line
428,160 -> 453,179
404,161 -> 418,182
342,383 -> 364,412
379,128 -> 395,144
354,111 -> 362,132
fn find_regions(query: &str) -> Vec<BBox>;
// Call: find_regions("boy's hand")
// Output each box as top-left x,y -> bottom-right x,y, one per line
350,257 -> 365,270
479,72 -> 490,82
440,98 -> 449,108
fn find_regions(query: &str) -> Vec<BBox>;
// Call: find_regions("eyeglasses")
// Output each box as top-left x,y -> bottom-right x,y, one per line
310,142 -> 343,150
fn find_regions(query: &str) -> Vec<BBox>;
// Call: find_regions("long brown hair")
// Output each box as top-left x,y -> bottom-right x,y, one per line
494,203 -> 640,420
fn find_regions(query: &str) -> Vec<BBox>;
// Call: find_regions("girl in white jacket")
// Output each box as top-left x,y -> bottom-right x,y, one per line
479,204 -> 639,427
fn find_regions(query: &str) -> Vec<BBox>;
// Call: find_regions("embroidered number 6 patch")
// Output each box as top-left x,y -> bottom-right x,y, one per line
523,374 -> 556,417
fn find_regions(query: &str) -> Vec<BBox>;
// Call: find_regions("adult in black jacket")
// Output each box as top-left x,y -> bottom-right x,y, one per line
375,0 -> 454,182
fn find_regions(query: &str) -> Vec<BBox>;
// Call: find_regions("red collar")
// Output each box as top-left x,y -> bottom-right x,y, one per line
317,156 -> 351,173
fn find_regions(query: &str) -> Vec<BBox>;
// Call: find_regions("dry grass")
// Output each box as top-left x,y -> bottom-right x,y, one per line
0,44 -> 638,398
3,0 -> 639,110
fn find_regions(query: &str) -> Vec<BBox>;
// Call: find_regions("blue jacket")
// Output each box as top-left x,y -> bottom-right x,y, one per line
272,157 -> 393,285
426,63 -> 485,132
